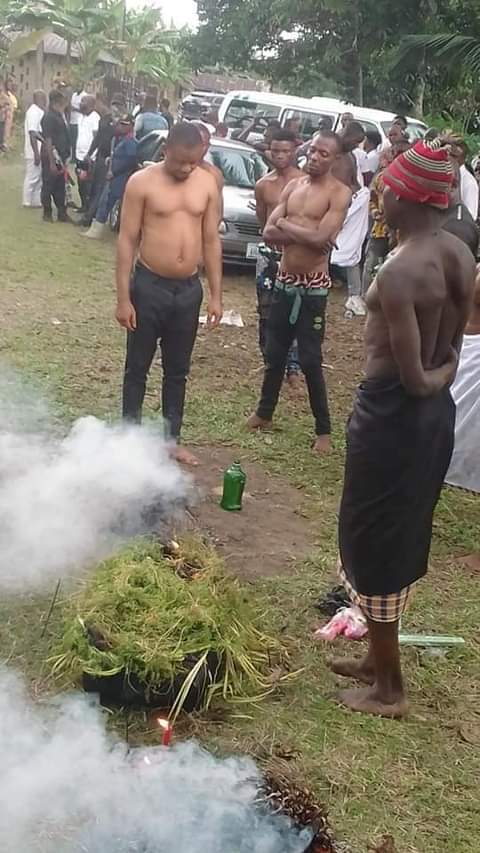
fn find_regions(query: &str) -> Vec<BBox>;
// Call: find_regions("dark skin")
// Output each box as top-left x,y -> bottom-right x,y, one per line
254,140 -> 303,228
466,265 -> 480,335
332,126 -> 364,192
332,186 -> 476,718
44,96 -> 66,175
247,133 -> 351,453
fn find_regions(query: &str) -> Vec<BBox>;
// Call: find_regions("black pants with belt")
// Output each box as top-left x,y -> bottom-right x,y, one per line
41,160 -> 66,218
256,286 -> 331,435
122,263 -> 203,440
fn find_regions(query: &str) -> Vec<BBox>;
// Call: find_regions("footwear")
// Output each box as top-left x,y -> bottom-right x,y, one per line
57,213 -> 74,224
82,220 -> 106,239
345,295 -> 367,317
43,211 -> 53,222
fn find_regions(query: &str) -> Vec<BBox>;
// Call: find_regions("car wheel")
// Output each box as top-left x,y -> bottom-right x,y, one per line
109,200 -> 121,233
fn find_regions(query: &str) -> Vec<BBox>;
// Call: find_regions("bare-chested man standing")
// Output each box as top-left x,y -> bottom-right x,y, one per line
247,130 -> 351,453
255,129 -> 304,386
334,140 -> 476,718
116,122 -> 222,466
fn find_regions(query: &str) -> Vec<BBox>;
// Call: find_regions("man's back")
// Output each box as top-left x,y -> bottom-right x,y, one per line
365,231 -> 475,383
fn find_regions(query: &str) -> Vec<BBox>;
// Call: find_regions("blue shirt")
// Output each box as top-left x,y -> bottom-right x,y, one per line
134,111 -> 168,140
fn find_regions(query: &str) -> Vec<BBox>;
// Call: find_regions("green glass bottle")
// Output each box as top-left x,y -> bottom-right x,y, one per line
220,461 -> 246,511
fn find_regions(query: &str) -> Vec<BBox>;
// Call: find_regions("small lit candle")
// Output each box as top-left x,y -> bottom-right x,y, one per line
156,717 -> 173,747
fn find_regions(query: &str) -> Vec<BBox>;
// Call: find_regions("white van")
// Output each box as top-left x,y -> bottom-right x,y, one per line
218,91 -> 426,143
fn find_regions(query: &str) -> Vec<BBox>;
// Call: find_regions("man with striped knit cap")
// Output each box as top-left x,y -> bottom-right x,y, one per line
333,140 -> 476,718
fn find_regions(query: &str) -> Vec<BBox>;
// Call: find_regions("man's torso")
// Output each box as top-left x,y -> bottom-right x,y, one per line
257,168 -> 303,220
24,105 -> 43,159
365,232 -> 475,381
137,164 -> 214,279
281,175 -> 339,275
41,110 -> 70,162
76,111 -> 100,160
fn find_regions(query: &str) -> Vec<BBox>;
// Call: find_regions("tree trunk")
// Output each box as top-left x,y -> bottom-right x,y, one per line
353,2 -> 363,105
35,39 -> 44,89
413,50 -> 426,117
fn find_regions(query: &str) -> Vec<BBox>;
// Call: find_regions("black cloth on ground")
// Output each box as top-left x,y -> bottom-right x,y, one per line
339,377 -> 455,597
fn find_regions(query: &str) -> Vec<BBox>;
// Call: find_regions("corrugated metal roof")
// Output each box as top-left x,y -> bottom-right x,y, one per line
2,28 -> 120,65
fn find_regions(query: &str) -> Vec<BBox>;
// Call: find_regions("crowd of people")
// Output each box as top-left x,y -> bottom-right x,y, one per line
8,83 -> 480,718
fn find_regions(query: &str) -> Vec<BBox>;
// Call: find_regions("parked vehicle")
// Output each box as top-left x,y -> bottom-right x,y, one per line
178,91 -> 225,121
218,91 -> 427,144
113,130 -> 268,265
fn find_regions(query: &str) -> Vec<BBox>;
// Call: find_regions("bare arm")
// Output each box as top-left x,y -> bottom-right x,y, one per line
263,181 -> 299,245
255,181 -> 268,230
29,130 -> 40,164
278,184 -> 351,250
115,174 -> 145,331
238,119 -> 256,144
378,267 -> 458,397
202,185 -> 223,328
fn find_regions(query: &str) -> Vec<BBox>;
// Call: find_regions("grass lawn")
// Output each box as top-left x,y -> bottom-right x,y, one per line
1,158 -> 480,853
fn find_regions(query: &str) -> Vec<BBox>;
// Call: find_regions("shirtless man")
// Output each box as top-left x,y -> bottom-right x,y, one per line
334,140 -> 475,718
255,129 -> 304,387
247,130 -> 351,453
116,122 -> 223,466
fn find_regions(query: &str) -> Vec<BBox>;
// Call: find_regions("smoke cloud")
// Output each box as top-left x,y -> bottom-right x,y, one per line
0,669 -> 311,852
0,369 -> 189,591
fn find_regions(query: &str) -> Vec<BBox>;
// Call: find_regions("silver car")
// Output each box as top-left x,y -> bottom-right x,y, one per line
206,138 -> 268,265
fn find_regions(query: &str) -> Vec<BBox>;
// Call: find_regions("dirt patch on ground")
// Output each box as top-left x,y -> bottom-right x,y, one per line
181,445 -> 315,581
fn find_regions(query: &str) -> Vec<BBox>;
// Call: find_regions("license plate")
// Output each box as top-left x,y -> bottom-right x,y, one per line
246,242 -> 259,259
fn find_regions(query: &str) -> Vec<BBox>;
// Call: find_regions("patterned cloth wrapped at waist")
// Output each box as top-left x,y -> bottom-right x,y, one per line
274,270 -> 331,324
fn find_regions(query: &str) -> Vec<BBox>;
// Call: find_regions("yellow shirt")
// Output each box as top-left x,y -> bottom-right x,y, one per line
8,92 -> 18,112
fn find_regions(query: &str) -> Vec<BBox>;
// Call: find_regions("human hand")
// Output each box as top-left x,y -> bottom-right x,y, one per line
34,153 -> 41,167
442,345 -> 459,385
116,300 -> 137,332
207,298 -> 223,329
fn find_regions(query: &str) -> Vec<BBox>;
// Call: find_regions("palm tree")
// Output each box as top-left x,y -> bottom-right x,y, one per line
400,32 -> 480,75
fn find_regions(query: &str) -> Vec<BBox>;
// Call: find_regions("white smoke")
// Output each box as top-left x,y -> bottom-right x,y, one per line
0,370 -> 189,591
0,669 -> 311,852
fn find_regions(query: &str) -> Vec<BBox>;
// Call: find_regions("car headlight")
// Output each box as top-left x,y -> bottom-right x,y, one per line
218,220 -> 227,234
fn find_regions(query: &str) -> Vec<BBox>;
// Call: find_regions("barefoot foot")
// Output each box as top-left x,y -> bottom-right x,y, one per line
246,413 -> 273,432
329,656 -> 375,685
337,685 -> 408,719
170,445 -> 200,466
312,434 -> 331,454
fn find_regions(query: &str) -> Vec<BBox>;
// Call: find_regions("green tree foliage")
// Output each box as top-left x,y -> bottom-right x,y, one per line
190,0 -> 480,116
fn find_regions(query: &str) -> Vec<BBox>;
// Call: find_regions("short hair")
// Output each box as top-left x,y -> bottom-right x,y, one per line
393,114 -> 408,128
424,127 -> 439,142
270,129 -> 297,145
344,120 -> 365,137
161,98 -> 170,108
266,119 -> 281,130
313,129 -> 342,150
166,121 -> 203,148
49,89 -> 64,107
144,95 -> 158,112
318,116 -> 334,131
457,139 -> 469,156
365,129 -> 382,148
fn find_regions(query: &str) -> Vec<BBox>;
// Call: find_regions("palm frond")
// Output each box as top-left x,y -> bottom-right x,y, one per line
397,33 -> 480,75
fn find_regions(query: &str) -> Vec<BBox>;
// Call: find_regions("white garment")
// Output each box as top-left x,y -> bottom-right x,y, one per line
353,147 -> 370,187
24,103 -> 44,159
75,110 -> 100,161
22,159 -> 42,207
331,186 -> 370,267
70,90 -> 88,126
366,146 -> 380,174
460,164 -> 479,221
445,334 -> 480,493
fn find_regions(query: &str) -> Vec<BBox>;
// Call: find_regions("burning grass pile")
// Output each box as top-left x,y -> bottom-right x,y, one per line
50,536 -> 290,714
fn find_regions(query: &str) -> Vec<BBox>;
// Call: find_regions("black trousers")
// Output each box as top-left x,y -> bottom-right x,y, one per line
122,263 -> 203,439
256,287 -> 331,435
84,156 -> 108,225
40,160 -> 66,217
76,159 -> 93,211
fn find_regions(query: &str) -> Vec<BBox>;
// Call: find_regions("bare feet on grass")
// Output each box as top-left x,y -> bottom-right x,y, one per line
246,413 -> 273,431
170,445 -> 200,466
329,655 -> 375,685
337,685 -> 408,719
312,434 -> 331,454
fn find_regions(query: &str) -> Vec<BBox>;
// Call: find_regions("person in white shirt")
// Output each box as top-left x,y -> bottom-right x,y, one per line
453,141 -> 479,221
69,83 -> 88,155
23,90 -> 46,207
75,94 -> 100,212
364,129 -> 382,180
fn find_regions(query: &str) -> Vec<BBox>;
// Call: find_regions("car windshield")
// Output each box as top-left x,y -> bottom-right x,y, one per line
381,120 -> 426,140
223,98 -> 281,131
206,145 -> 268,189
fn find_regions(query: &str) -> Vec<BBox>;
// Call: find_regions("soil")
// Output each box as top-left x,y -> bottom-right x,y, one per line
181,445 -> 316,581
